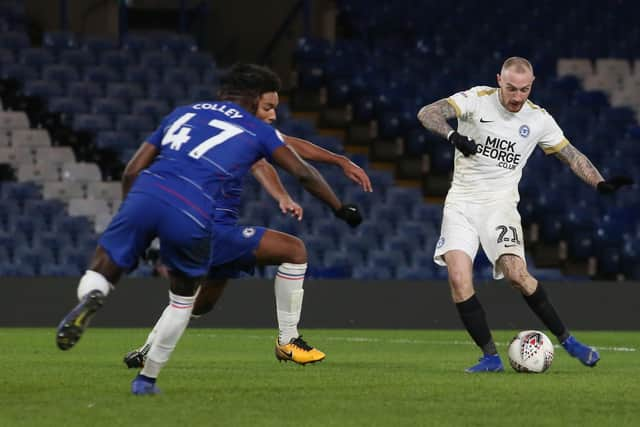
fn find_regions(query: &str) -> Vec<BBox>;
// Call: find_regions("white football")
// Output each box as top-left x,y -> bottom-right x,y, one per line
508,330 -> 554,373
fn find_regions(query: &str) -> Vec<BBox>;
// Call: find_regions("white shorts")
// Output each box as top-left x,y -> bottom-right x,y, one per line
433,199 -> 525,279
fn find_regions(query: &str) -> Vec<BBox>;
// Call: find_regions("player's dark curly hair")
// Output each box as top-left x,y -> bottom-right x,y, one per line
217,63 -> 281,113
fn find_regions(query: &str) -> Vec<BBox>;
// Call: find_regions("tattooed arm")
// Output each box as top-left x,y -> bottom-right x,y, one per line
554,143 -> 604,188
417,99 -> 457,139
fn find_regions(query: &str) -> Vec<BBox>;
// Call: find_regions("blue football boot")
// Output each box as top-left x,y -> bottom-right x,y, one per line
131,375 -> 161,395
465,354 -> 504,373
561,336 -> 600,367
56,290 -> 105,350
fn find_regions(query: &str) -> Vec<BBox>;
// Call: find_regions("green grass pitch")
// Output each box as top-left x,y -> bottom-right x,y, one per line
0,328 -> 638,427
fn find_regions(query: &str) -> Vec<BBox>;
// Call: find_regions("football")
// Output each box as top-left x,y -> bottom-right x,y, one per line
508,330 -> 554,373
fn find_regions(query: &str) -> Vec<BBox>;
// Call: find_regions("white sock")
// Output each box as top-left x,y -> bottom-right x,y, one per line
274,263 -> 307,345
77,270 -> 112,300
141,291 -> 195,379
139,287 -> 199,354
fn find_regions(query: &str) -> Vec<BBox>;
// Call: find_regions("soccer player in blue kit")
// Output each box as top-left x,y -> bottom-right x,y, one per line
123,65 -> 370,369
55,63 -> 362,395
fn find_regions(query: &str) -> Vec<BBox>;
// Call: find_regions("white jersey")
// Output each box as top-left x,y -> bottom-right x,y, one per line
446,86 -> 568,203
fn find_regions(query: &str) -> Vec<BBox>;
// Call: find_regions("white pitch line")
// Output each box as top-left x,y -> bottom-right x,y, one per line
190,333 -> 637,352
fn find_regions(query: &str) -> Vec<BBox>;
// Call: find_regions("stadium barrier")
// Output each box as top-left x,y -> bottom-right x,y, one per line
3,278 -> 639,329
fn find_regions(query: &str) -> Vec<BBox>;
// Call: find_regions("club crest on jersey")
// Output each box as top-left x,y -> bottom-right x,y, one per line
242,227 -> 256,238
519,124 -> 530,137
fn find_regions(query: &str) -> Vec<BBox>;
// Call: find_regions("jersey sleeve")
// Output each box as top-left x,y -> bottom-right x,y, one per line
259,127 -> 286,161
446,87 -> 482,122
537,112 -> 569,155
145,116 -> 170,148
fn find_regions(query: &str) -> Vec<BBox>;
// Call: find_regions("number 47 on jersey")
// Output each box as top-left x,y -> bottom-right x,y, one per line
161,112 -> 244,159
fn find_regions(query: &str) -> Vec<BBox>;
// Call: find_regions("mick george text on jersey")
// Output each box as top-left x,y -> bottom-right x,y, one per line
475,136 -> 522,170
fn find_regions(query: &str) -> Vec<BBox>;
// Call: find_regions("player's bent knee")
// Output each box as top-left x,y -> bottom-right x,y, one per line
287,237 -> 307,264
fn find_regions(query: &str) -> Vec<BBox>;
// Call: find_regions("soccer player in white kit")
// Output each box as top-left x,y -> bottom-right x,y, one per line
417,57 -> 632,372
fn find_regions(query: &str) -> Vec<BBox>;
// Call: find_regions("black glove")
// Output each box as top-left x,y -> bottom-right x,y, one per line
596,176 -> 634,194
334,204 -> 363,228
448,131 -> 477,157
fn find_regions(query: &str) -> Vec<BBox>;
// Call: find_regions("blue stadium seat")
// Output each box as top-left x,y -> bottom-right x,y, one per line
352,265 -> 393,280
83,66 -> 120,86
94,131 -> 136,150
567,229 -> 595,261
116,114 -> 155,133
0,261 -> 36,276
36,231 -> 73,257
1,63 -> 38,82
366,249 -> 408,273
8,216 -> 42,242
40,261 -> 82,277
55,216 -> 93,243
302,234 -> 336,255
158,33 -> 198,58
188,84 -> 217,101
42,31 -> 77,52
92,97 -> 129,116
140,50 -> 176,68
163,67 -> 200,86
24,199 -> 67,230
59,49 -> 97,69
122,33 -> 159,54
67,81 -> 103,99
41,64 -> 80,87
19,48 -> 55,71
131,99 -> 170,118
105,82 -> 144,101
181,51 -> 215,73
100,50 -> 135,71
0,199 -> 19,230
396,265 -> 437,279
13,244 -> 55,274
48,97 -> 88,124
267,215 -> 303,236
146,82 -> 186,103
82,35 -> 117,55
0,30 -> 30,52
23,79 -> 64,99
1,182 -> 41,208
72,113 -> 112,133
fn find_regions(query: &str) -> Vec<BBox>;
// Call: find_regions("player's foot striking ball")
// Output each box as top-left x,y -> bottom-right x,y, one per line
562,335 -> 600,367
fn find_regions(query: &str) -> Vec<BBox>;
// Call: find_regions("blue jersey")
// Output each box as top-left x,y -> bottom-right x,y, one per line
131,101 -> 285,228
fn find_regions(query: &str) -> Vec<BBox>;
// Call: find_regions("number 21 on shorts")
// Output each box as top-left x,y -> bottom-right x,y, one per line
496,225 -> 520,245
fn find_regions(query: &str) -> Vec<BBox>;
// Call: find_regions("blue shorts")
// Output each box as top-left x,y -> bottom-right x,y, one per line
207,224 -> 267,278
99,192 -> 211,277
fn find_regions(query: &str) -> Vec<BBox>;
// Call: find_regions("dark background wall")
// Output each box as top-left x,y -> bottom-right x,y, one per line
23,0 -> 335,84
3,278 -> 639,329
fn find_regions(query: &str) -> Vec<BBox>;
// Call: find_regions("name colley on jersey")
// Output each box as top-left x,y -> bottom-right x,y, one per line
474,135 -> 522,170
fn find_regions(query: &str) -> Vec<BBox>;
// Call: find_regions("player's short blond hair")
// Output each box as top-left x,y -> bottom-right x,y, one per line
501,57 -> 534,75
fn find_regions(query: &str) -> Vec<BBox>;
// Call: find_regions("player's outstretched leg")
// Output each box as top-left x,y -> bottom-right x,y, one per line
56,270 -> 112,350
275,336 -> 326,365
131,374 -> 161,395
56,290 -> 105,350
561,335 -> 600,367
